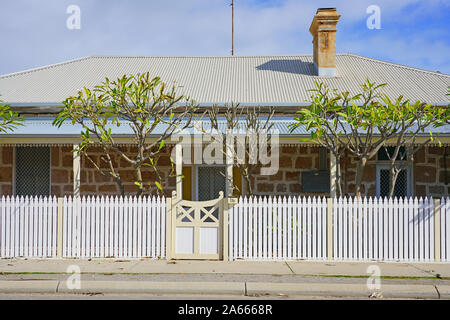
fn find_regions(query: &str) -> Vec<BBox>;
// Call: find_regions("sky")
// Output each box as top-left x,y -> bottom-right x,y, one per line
0,0 -> 449,75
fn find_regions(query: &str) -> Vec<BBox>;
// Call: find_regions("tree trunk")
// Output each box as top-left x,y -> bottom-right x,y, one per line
388,166 -> 401,198
135,166 -> 144,197
335,155 -> 343,197
114,177 -> 125,197
354,157 -> 368,197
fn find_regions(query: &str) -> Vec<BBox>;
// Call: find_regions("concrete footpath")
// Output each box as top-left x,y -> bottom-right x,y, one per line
1,258 -> 450,299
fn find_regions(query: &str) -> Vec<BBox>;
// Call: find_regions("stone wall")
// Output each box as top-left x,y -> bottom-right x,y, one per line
340,146 -> 450,197
414,146 -> 450,197
251,145 -> 326,197
51,146 -> 74,197
79,145 -> 176,197
1,144 -> 449,198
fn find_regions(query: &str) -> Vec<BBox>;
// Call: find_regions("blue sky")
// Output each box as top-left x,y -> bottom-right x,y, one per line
0,0 -> 449,75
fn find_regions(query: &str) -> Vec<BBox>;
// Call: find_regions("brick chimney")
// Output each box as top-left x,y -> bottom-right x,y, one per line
309,8 -> 341,77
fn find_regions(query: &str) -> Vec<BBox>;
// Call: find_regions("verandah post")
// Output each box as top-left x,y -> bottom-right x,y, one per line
327,197 -> 334,260
73,144 -> 81,198
434,198 -> 441,262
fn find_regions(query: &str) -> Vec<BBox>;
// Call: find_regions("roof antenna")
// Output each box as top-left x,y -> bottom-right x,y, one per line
231,0 -> 234,56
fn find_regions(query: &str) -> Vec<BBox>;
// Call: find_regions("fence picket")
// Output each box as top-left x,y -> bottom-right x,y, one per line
1,194 -> 449,263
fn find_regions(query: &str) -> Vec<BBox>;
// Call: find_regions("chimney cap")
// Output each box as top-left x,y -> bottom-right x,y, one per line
317,7 -> 337,12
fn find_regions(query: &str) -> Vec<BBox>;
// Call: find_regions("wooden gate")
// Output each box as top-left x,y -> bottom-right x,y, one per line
168,191 -> 226,260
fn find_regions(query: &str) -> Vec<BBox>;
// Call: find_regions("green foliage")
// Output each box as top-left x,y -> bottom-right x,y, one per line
53,72 -> 198,196
0,96 -> 23,133
290,79 -> 449,196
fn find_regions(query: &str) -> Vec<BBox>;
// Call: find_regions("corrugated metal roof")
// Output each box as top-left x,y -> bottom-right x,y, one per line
0,54 -> 448,105
1,117 -> 449,138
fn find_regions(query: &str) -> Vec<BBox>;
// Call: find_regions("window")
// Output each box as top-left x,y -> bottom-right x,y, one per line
376,164 -> 411,198
15,146 -> 51,196
376,147 -> 411,198
196,166 -> 226,201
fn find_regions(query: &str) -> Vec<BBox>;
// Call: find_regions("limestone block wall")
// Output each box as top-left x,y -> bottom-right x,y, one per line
51,146 -> 74,197
251,145 -> 326,197
340,146 -> 450,198
79,145 -> 176,197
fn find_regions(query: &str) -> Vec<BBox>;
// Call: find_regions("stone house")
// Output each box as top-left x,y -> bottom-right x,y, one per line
0,8 -> 449,200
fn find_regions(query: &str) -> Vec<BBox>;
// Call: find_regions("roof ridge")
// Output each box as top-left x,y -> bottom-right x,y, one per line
344,53 -> 450,77
0,56 -> 94,80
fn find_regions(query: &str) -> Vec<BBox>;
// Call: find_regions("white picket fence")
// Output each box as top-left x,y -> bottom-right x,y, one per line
0,196 -> 58,258
1,195 -> 449,262
334,197 -> 435,262
229,196 -> 450,262
0,196 -> 166,259
228,196 -> 328,261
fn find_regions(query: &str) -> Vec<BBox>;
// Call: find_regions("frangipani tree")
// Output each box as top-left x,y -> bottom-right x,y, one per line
291,79 -> 397,196
53,73 -> 198,196
380,97 -> 447,197
292,80 -> 448,197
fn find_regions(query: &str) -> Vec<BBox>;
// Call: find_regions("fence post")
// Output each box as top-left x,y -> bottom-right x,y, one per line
56,197 -> 64,258
165,195 -> 173,260
327,197 -> 334,260
434,198 -> 441,262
